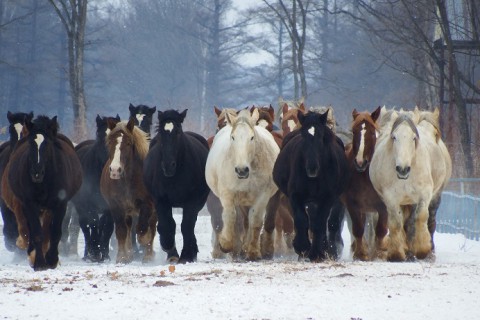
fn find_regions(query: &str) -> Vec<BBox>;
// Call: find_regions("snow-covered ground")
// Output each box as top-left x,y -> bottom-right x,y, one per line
1,209 -> 479,320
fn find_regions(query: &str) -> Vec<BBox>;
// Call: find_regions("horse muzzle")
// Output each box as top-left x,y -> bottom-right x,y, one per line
396,165 -> 410,180
109,166 -> 124,180
31,173 -> 44,183
354,159 -> 368,173
235,167 -> 249,179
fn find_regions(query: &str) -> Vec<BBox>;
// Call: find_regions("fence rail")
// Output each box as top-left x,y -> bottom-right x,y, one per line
437,178 -> 480,241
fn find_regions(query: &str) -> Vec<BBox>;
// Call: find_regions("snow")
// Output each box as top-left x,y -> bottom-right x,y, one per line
1,210 -> 480,320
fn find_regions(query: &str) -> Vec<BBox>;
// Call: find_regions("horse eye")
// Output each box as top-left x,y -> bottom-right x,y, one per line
250,136 -> 254,141
231,136 -> 235,141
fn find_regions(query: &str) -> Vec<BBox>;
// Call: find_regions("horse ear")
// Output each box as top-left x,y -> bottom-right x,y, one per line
268,105 -> 275,120
282,103 -> 289,115
7,111 -> 13,123
129,103 -> 135,113
214,106 -> 222,117
157,110 -> 163,121
115,114 -> 121,121
96,114 -> 102,124
127,117 -> 135,132
27,112 -> 34,121
51,116 -> 59,135
299,103 -> 306,113
251,108 -> 260,124
106,118 -> 117,130
371,106 -> 381,122
319,109 -> 329,125
352,108 -> 359,119
250,106 -> 255,114
179,109 -> 188,123
225,111 -> 236,126
433,107 -> 440,120
150,106 -> 157,114
25,116 -> 34,133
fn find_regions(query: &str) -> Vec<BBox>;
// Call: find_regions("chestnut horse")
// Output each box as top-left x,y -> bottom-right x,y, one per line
341,107 -> 388,260
100,119 -> 157,264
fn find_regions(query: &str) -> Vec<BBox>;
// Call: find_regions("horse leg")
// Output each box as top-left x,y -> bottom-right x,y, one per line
44,204 -> 67,269
374,203 -> 389,260
218,196 -> 236,254
76,202 -> 94,261
244,196 -> 269,261
111,206 -> 132,264
260,190 -> 280,259
280,196 -> 295,250
411,200 -> 432,259
206,192 -> 225,259
327,199 -> 344,260
23,203 -> 47,271
386,204 -> 407,262
290,194 -> 311,260
346,204 -> 368,261
67,204 -> 80,256
154,200 -> 179,262
1,202 -> 19,252
179,204 -> 201,264
308,201 -> 331,262
59,202 -> 71,256
428,194 -> 441,253
99,209 -> 114,261
13,201 -> 29,250
136,199 -> 156,263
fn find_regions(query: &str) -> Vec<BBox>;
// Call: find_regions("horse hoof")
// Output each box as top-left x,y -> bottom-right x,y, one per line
167,256 -> 179,264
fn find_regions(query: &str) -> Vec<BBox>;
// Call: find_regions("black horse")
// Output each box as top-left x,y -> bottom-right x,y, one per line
129,103 -> 156,136
273,110 -> 348,262
0,111 -> 34,252
70,114 -> 120,262
143,109 -> 210,263
1,115 -> 82,270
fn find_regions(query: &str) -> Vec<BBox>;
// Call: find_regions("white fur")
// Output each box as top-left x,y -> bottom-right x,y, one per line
355,123 -> 366,165
257,119 -> 269,128
136,114 -> 145,127
206,111 -> 279,260
164,122 -> 174,132
308,126 -> 315,136
34,134 -> 44,164
287,120 -> 296,132
110,133 -> 123,179
14,123 -> 23,140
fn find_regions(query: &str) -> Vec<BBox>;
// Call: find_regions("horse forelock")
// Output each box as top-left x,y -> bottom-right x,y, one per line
108,122 -> 149,160
391,115 -> 418,137
351,112 -> 379,132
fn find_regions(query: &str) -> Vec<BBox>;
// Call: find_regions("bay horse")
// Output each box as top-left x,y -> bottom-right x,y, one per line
273,110 -> 348,262
100,118 -> 157,264
370,110 -> 434,261
70,114 -> 121,262
0,111 -> 33,252
1,115 -> 82,270
205,108 -> 279,261
341,107 -> 389,261
129,103 -> 156,136
143,109 -> 210,263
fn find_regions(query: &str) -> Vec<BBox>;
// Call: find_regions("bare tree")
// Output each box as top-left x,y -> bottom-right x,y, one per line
48,0 -> 88,141
263,0 -> 311,100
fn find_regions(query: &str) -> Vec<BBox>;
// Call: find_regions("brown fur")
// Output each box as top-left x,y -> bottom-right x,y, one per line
100,119 -> 157,264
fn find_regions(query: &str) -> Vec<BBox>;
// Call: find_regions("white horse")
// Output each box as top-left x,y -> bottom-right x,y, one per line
205,108 -> 279,260
370,110 -> 434,261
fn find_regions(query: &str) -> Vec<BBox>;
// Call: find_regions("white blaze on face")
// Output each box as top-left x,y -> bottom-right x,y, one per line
308,126 -> 315,136
14,123 -> 23,140
287,120 -> 296,132
136,113 -> 146,127
257,119 -> 269,128
110,133 -> 123,178
164,122 -> 174,132
106,128 -> 111,136
356,123 -> 366,165
34,134 -> 45,164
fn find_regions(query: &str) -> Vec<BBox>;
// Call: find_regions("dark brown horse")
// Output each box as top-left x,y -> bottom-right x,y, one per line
1,115 -> 82,270
341,107 -> 388,260
0,111 -> 33,252
100,118 -> 157,264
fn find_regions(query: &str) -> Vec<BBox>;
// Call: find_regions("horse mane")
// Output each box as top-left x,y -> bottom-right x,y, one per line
391,114 -> 419,140
109,121 -> 150,160
417,110 -> 441,142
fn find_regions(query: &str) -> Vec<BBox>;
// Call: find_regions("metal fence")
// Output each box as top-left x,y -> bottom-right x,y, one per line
437,178 -> 480,241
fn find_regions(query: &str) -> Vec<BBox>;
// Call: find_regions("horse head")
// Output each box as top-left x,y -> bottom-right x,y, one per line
96,114 -> 120,142
107,118 -> 137,180
251,105 -> 275,132
129,103 -> 157,135
280,103 -> 305,136
298,110 -> 332,178
351,106 -> 380,172
7,111 -> 34,144
157,109 -> 187,177
24,115 -> 58,183
214,106 -> 237,133
226,108 -> 259,179
390,114 -> 419,180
